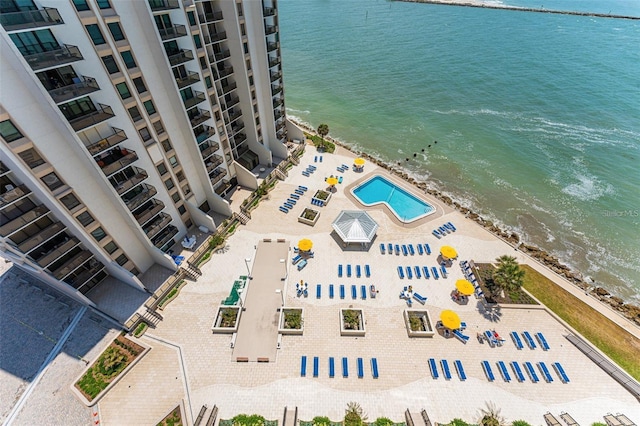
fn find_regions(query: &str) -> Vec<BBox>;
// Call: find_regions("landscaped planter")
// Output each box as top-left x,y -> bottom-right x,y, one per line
298,208 -> 320,226
404,309 -> 435,338
312,189 -> 331,206
340,308 -> 366,337
212,305 -> 241,334
278,308 -> 304,335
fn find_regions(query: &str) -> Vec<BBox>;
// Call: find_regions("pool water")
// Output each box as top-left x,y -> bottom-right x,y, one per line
352,175 -> 435,222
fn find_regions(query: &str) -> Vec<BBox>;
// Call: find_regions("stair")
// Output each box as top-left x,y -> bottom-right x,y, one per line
236,211 -> 250,225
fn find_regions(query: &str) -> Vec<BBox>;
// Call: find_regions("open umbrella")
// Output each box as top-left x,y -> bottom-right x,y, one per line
440,245 -> 457,260
326,177 -> 338,186
298,239 -> 313,252
455,279 -> 475,296
440,309 -> 461,329
354,158 -> 365,166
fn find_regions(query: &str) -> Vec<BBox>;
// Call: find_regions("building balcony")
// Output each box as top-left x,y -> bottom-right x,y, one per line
213,66 -> 233,80
190,109 -> 211,127
149,0 -> 180,11
18,221 -> 65,253
51,249 -> 92,280
175,71 -> 200,89
214,179 -> 231,195
265,25 -> 277,35
144,213 -> 172,240
24,44 -> 83,72
209,49 -> 230,63
210,167 -> 227,185
205,154 -> 223,172
229,121 -> 245,136
194,125 -> 215,143
271,84 -> 283,96
112,166 -> 148,195
151,225 -> 178,249
85,127 -> 127,156
220,81 -> 237,94
123,183 -> 157,211
268,57 -> 280,68
159,24 -> 187,41
204,31 -> 227,45
48,76 -> 100,104
233,133 -> 247,146
0,7 -> 63,32
267,41 -> 279,53
200,141 -> 220,159
67,103 -> 114,132
263,7 -> 276,17
276,119 -> 286,131
36,237 -> 81,268
270,71 -> 281,82
274,109 -> 283,120
0,205 -> 49,236
198,10 -> 223,23
134,200 -> 165,226
277,128 -> 286,139
68,263 -> 104,289
97,148 -> 138,177
273,98 -> 284,109
168,49 -> 194,67
183,90 -> 206,109
226,109 -> 242,123
1,184 -> 31,208
223,96 -> 239,110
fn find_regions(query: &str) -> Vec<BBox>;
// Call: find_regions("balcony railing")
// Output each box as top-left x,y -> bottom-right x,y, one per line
210,167 -> 227,185
18,221 -> 65,253
1,184 -> 31,208
0,7 -> 63,31
204,31 -> 227,44
159,24 -> 187,41
273,98 -> 284,108
52,250 -> 92,279
190,109 -> 211,127
112,167 -> 148,195
167,49 -> 194,66
175,71 -> 200,89
223,96 -> 239,110
198,10 -> 222,23
183,90 -> 206,109
209,49 -> 230,63
123,184 -> 157,211
277,128 -> 286,139
144,213 -> 172,240
265,25 -> 276,35
134,200 -> 165,226
0,205 -> 49,236
200,142 -> 220,159
213,66 -> 233,80
270,71 -> 281,82
68,263 -> 104,288
226,109 -> 242,123
48,76 -> 100,104
214,179 -> 231,195
149,0 -> 180,11
267,41 -> 279,52
37,237 -> 81,268
220,81 -> 237,94
85,128 -> 127,156
194,126 -> 215,143
263,7 -> 276,17
24,44 -> 83,71
268,57 -> 280,68
233,133 -> 247,146
205,154 -> 223,172
151,225 -> 178,249
68,103 -> 114,132
274,109 -> 283,120
98,148 -> 138,176
271,84 -> 283,96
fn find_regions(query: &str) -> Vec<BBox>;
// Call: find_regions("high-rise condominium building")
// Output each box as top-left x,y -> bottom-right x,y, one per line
0,0 -> 290,313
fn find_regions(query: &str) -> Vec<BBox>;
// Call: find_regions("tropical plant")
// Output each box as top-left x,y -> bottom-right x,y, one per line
342,310 -> 361,330
99,347 -> 127,376
220,308 -> 238,327
312,416 -> 331,426
478,401 -> 506,426
232,414 -> 266,426
408,313 -> 424,331
492,255 -> 525,296
284,310 -> 303,329
442,419 -> 475,426
344,401 -> 367,426
591,423 -> 607,426
317,123 -> 329,150
374,417 -> 394,426
512,421 -> 532,426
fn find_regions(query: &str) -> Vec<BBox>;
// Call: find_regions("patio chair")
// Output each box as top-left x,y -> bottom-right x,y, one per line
342,357 -> 349,377
300,356 -> 307,377
298,185 -> 308,191
482,360 -> 495,381
432,267 -> 439,279
538,361 -> 553,382
361,285 -> 367,300
402,245 -> 408,256
397,266 -> 405,279
357,357 -> 364,378
338,264 -> 343,277
346,264 -> 352,277
524,362 -> 539,383
406,266 -> 413,279
453,330 -> 470,344
371,358 -> 379,378
414,266 -> 421,278
329,357 -> 335,378
329,284 -> 334,298
356,264 -> 361,278
297,260 -> 307,271
314,156 -> 318,162
432,230 -> 442,239
440,265 -> 448,278
446,222 -> 457,231
497,361 -> 511,382
544,413 -> 562,426
510,331 -> 524,350
340,285 -> 345,299
553,362 -> 570,383
365,264 -> 371,277
395,244 -> 400,255
536,332 -> 551,350
279,206 -> 289,213
290,193 -> 300,200
428,358 -> 439,379
455,360 -> 467,381
423,266 -> 430,279
313,356 -> 319,377
523,331 -> 537,349
388,243 -> 393,253
413,292 -> 427,304
380,243 -> 386,254
559,413 -> 579,426
408,244 -> 415,255
511,361 -> 526,382
351,285 -> 357,299
316,284 -> 321,299
441,359 -> 452,380
418,244 -> 424,255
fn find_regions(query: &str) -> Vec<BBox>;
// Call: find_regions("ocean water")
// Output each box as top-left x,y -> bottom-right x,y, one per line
278,0 -> 640,302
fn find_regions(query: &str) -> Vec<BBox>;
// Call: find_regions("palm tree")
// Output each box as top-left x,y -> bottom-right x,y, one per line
477,402 -> 506,426
344,401 -> 367,426
317,123 -> 329,150
492,255 -> 525,296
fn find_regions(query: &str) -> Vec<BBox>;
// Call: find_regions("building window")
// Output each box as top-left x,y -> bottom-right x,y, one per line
182,185 -> 191,195
205,76 -> 212,89
130,267 -> 139,275
176,170 -> 185,182
120,50 -> 136,69
72,0 -> 90,12
107,22 -> 125,41
18,148 -> 45,168
0,120 -> 23,142
236,2 -> 243,17
91,227 -> 107,241
76,211 -> 94,227
86,24 -> 106,45
199,56 -> 207,70
133,77 -> 147,94
115,254 -> 128,266
243,42 -> 248,55
41,172 -> 63,191
60,193 -> 81,210
164,178 -> 175,190
168,156 -> 178,168
171,192 -> 180,203
101,55 -> 120,74
178,205 -> 186,215
240,23 -> 246,36
128,106 -> 142,122
193,34 -> 202,49
103,241 -> 118,254
97,0 -> 111,9
143,100 -> 156,115
185,219 -> 193,228
139,127 -> 152,142
255,117 -> 260,126
161,139 -> 172,152
187,11 -> 196,26
115,82 -> 131,99
248,75 -> 254,86
156,162 -> 168,176
153,121 -> 165,135
246,59 -> 251,70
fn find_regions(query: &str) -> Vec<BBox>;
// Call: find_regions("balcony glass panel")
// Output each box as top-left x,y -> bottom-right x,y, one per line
151,225 -> 178,249
1,184 -> 31,208
175,71 -> 200,89
210,167 -> 227,185
23,44 -> 83,71
143,213 -> 172,239
159,24 -> 187,41
182,90 -> 205,109
148,0 -> 179,11
110,166 -> 148,195
0,205 -> 49,236
48,76 -> 100,104
199,11 -> 222,23
85,127 -> 127,156
167,49 -> 194,66
96,147 -> 138,176
0,8 -> 64,31
17,221 -> 65,253
66,103 -> 114,131
133,200 -> 165,226
122,184 -> 157,211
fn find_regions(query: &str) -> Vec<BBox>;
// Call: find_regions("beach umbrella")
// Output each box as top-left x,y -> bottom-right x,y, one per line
440,310 -> 461,330
298,239 -> 313,252
354,158 -> 366,166
440,245 -> 457,260
326,177 -> 338,186
455,279 -> 475,296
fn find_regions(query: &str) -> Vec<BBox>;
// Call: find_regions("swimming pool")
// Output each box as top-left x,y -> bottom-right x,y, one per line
351,175 -> 435,223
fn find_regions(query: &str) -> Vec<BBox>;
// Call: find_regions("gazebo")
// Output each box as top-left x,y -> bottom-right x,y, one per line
331,210 -> 379,249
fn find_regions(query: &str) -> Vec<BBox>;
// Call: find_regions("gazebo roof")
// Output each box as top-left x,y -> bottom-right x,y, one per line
332,210 -> 379,243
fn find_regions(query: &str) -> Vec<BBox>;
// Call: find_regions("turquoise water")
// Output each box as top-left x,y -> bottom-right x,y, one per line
279,0 -> 640,301
352,175 -> 435,222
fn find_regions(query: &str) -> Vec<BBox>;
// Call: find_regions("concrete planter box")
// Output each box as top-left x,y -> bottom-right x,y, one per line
298,208 -> 320,226
340,308 -> 365,337
278,308 -> 304,335
312,189 -> 331,206
404,309 -> 435,338
212,305 -> 241,334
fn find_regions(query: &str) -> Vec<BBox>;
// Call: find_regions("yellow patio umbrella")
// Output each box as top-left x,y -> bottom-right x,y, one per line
298,239 -> 313,252
440,245 -> 458,259
326,177 -> 338,186
455,279 -> 475,296
440,309 -> 461,330
354,158 -> 366,166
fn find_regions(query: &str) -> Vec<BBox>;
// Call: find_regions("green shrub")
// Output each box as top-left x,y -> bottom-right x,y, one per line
512,421 -> 532,426
133,322 -> 147,337
313,416 -> 331,426
232,414 -> 266,426
374,418 -> 394,426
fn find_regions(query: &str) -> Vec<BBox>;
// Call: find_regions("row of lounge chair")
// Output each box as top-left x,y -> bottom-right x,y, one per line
302,165 -> 317,177
336,163 -> 350,173
428,358 -> 467,381
460,260 -> 484,298
603,413 -> 636,426
397,265 -> 447,279
432,222 -> 456,239
510,330 -> 551,350
380,243 -> 432,256
313,155 -> 323,162
481,360 -> 569,383
546,411 -> 635,426
280,186 -> 308,213
300,356 -> 379,378
337,264 -> 371,278
320,284 -> 376,300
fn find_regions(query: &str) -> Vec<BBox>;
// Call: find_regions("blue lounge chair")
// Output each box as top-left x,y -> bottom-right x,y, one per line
329,357 -> 335,378
388,243 -> 393,253
301,356 -> 307,377
428,358 -> 439,379
308,165 -> 316,170
447,222 -> 457,231
402,245 -> 408,256
524,362 -> 539,383
432,267 -> 439,279
482,360 -> 495,381
511,361 -> 526,382
441,360 -> 452,380
460,322 -> 467,330
536,332 -> 550,350
538,362 -> 553,382
423,266 -> 430,279
395,244 -> 400,255
329,284 -> 334,298
361,285 -> 367,300
408,244 -> 415,255
417,244 -> 424,255
284,202 -> 294,209
439,226 -> 448,235
298,185 -> 308,191
397,266 -> 405,279
455,360 -> 467,381
356,265 -> 361,278
338,176 -> 343,184
319,155 -> 323,162
380,243 -> 386,254
523,331 -> 537,349
425,244 -> 431,255
351,285 -> 357,299
497,361 -> 511,382
413,292 -> 427,304
432,230 -> 441,239
415,266 -> 421,278
553,362 -> 570,383
297,260 -> 307,271
313,356 -> 319,377
290,193 -> 300,200
294,189 -> 304,195
406,266 -> 413,279
484,330 -> 497,347
337,166 -> 344,173
357,358 -> 364,378
346,264 -> 352,277
279,206 -> 289,213
338,264 -> 343,277
440,265 -> 447,278
365,264 -> 371,277
340,285 -> 345,299
316,284 -> 321,299
314,156 -> 318,162
371,358 -> 379,379
510,331 -> 524,350
342,357 -> 349,377
453,330 -> 470,344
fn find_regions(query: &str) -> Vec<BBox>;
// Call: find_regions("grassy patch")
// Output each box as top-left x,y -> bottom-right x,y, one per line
133,322 -> 148,337
304,132 -> 336,153
157,406 -> 182,426
521,264 -> 640,380
158,280 -> 185,309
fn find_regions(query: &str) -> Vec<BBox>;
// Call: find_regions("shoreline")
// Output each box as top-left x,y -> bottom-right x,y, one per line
290,118 -> 640,326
